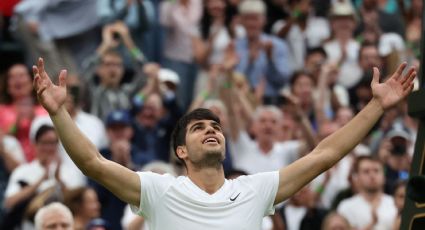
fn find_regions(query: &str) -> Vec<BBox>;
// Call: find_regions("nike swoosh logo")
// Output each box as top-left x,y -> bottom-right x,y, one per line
230,192 -> 241,201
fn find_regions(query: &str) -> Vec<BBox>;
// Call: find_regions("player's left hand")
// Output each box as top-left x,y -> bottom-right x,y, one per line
371,63 -> 416,110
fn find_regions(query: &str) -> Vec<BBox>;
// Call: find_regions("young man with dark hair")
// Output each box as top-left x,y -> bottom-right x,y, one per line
33,57 -> 416,229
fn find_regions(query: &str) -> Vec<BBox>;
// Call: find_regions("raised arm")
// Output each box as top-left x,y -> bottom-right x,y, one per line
274,63 -> 416,204
33,58 -> 141,207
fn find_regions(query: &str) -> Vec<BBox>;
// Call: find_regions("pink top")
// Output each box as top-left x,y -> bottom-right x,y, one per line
0,104 -> 48,162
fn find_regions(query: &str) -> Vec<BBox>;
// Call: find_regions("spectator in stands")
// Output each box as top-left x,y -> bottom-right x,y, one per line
65,187 -> 100,230
97,0 -> 151,64
160,0 -> 202,110
392,180 -> 406,230
0,128 -> 24,221
378,125 -> 411,194
278,184 -> 328,230
0,64 -> 47,161
228,105 -> 314,174
132,65 -> 183,162
324,2 -> 362,90
356,0 -> 405,37
321,211 -> 351,230
272,0 -> 330,71
349,42 -> 384,110
3,125 -> 84,228
34,202 -> 74,230
403,0 -> 422,60
235,0 -> 293,104
103,109 -> 145,169
337,156 -> 397,230
82,22 -> 146,120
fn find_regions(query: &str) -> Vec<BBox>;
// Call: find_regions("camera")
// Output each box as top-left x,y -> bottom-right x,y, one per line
391,141 -> 407,156
112,32 -> 120,41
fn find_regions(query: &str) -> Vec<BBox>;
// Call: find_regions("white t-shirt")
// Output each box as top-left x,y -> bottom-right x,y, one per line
230,131 -> 301,174
324,39 -> 362,89
3,135 -> 26,164
311,155 -> 352,209
5,160 -> 86,198
337,194 -> 397,230
132,171 -> 279,230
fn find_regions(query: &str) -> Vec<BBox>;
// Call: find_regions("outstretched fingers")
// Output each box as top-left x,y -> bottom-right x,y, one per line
401,67 -> 416,84
58,70 -> 68,88
371,67 -> 380,86
393,62 -> 407,81
37,57 -> 46,78
403,71 -> 416,91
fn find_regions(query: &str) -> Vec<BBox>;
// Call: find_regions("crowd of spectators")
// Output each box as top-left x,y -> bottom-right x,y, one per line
0,0 -> 422,229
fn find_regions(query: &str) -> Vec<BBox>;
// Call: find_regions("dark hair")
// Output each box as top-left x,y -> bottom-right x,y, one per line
35,125 -> 55,143
306,47 -> 327,59
352,155 -> 382,174
289,71 -> 314,87
64,187 -> 96,215
200,0 -> 236,39
358,41 -> 378,59
171,108 -> 220,161
1,64 -> 35,104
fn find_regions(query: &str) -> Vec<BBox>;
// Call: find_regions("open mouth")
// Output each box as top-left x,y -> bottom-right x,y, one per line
203,137 -> 219,144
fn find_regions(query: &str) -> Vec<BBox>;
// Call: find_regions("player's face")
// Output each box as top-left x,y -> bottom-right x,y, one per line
182,120 -> 226,167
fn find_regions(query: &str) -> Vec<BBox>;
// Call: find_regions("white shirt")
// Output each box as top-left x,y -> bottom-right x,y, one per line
272,16 -> 330,71
3,135 -> 26,164
311,155 -> 352,209
337,194 -> 397,230
230,131 -> 301,174
324,39 -> 362,88
5,159 -> 86,198
284,205 -> 307,230
132,171 -> 279,230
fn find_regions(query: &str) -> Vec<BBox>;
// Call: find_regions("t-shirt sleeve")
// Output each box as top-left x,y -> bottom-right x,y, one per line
131,172 -> 175,219
239,171 -> 280,216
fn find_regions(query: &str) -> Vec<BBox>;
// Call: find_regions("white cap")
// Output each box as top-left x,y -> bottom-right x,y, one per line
330,2 -> 356,18
238,0 -> 266,15
29,116 -> 54,143
158,68 -> 180,85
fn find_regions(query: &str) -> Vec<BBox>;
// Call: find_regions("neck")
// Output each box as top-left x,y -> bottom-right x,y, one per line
258,139 -> 274,154
360,189 -> 382,203
187,166 -> 225,195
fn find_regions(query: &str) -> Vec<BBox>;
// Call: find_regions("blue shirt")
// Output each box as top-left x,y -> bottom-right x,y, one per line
235,34 -> 293,97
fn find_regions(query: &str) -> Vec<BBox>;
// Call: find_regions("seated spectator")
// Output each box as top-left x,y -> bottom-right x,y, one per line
324,2 -> 362,89
0,64 -> 48,161
278,184 -> 328,230
235,0 -> 293,103
132,65 -> 183,163
378,125 -> 411,194
356,0 -> 405,37
102,109 -> 145,169
321,211 -> 351,230
34,202 -> 74,230
337,156 -> 397,230
0,128 -> 24,221
3,125 -> 85,228
82,22 -> 147,120
65,187 -> 100,230
392,180 -> 406,230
